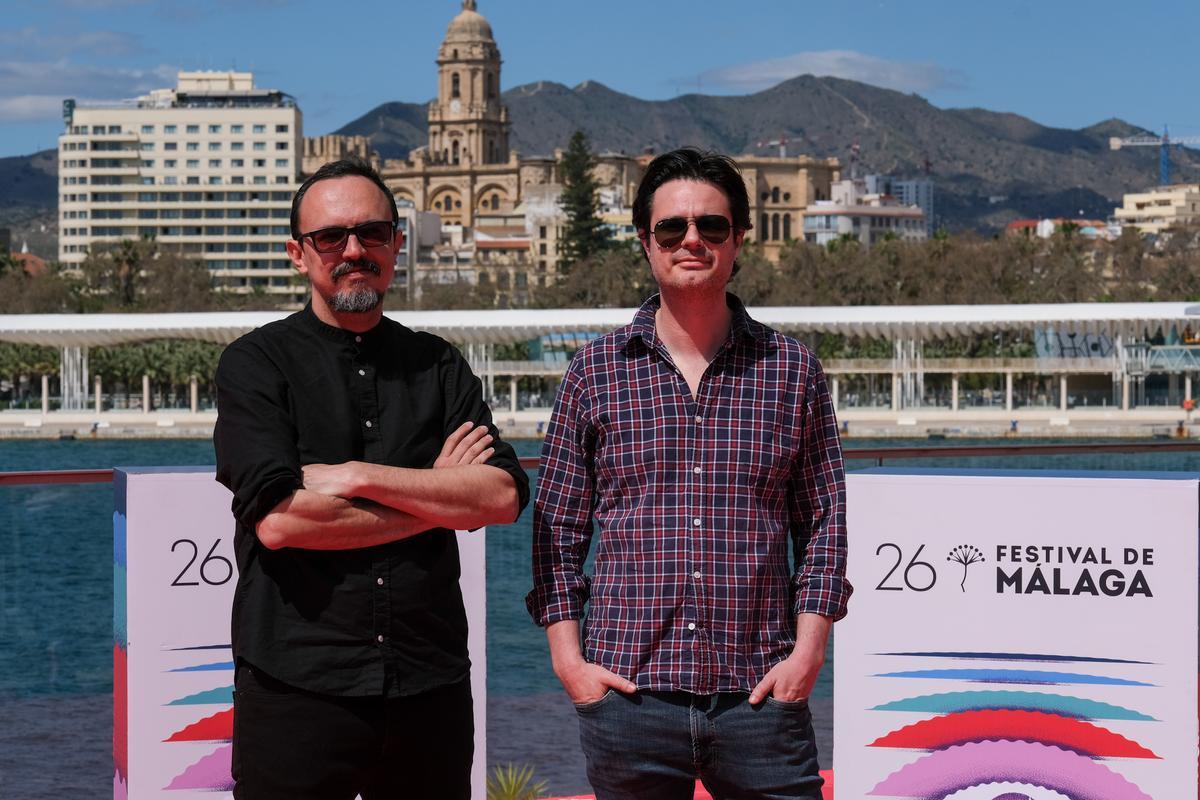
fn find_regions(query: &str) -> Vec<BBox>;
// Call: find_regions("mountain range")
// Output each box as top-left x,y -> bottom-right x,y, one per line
4,75 -> 1195,235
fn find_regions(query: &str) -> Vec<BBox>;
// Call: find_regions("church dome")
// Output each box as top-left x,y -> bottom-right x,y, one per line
445,1 -> 494,43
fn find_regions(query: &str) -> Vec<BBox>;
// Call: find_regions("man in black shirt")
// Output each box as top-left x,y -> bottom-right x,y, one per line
214,158 -> 528,799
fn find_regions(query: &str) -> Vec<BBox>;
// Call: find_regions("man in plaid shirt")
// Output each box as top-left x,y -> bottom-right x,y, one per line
527,148 -> 851,799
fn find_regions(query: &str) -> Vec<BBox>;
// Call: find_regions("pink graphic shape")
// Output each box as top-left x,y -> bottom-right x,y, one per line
164,744 -> 234,791
869,740 -> 1152,800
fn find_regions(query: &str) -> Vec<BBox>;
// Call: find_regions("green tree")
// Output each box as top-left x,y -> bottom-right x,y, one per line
558,131 -> 612,270
538,245 -> 649,308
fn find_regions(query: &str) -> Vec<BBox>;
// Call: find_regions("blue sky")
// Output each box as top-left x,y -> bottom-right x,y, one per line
2,0 -> 1196,158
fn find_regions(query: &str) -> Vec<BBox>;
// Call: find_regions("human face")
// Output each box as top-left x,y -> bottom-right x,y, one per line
640,179 -> 743,296
285,175 -> 402,325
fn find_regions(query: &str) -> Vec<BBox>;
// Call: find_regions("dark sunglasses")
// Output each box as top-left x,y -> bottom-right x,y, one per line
298,220 -> 397,253
650,215 -> 734,248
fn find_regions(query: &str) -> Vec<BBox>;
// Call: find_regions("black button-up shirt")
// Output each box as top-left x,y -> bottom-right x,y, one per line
214,304 -> 529,697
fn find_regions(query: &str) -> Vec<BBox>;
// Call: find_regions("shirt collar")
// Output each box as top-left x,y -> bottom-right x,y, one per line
297,302 -> 385,348
621,292 -> 768,354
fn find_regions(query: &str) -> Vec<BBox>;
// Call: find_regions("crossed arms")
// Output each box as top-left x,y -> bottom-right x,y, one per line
256,422 -> 521,551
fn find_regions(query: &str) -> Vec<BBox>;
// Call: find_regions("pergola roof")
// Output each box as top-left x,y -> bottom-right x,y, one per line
1,303 -> 1199,348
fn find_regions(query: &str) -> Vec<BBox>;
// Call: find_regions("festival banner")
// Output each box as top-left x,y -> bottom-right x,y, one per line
835,470 -> 1198,800
115,467 -> 488,799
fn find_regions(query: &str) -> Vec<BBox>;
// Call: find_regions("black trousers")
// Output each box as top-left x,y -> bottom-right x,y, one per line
231,663 -> 474,800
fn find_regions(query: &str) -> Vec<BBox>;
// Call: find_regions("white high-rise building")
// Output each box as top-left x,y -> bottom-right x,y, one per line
58,71 -> 303,295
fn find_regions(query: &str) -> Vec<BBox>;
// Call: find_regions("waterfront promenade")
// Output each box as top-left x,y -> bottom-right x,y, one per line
2,405 -> 1198,440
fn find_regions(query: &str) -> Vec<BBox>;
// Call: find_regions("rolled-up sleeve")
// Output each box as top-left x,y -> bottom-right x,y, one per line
788,361 -> 852,621
213,340 -> 303,532
526,357 -> 595,626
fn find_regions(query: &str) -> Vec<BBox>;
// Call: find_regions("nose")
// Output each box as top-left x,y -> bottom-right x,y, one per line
679,219 -> 705,248
341,232 -> 367,259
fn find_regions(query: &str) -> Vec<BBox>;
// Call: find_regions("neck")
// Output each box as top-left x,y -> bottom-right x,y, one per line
654,289 -> 731,362
310,293 -> 383,333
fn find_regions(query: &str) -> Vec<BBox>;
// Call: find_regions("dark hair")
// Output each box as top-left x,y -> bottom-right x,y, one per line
290,157 -> 398,239
632,148 -> 751,236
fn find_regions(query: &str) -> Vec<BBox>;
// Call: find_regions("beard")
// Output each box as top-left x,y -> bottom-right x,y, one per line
327,258 -> 384,313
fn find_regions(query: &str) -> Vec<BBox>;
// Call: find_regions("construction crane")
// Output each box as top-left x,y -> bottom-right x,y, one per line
1109,126 -> 1200,185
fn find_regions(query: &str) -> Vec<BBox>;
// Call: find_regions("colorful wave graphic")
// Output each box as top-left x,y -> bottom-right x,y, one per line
167,685 -> 234,706
869,740 -> 1153,800
869,709 -> 1158,758
168,660 -> 235,673
872,690 -> 1156,721
877,651 -> 1151,665
164,745 -> 234,792
875,668 -> 1152,686
165,708 -> 233,743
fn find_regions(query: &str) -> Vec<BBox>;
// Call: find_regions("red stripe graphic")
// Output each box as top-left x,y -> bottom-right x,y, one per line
869,709 -> 1158,758
164,708 -> 234,742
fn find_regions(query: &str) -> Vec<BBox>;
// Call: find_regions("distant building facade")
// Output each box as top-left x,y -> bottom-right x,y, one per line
1113,184 -> 1200,235
58,71 -> 303,295
802,178 -> 926,246
865,175 -> 935,237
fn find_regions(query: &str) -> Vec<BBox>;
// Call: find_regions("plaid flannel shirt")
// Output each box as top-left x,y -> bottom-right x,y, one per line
527,294 -> 851,693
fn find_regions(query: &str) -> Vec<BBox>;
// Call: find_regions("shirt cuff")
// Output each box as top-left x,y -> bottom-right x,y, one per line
524,588 -> 583,628
792,573 -> 853,622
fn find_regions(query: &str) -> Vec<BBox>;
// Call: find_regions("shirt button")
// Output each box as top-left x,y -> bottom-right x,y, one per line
376,577 -> 384,586
692,518 -> 701,527
358,369 -> 366,376
693,570 -> 702,579
355,335 -> 362,343
365,420 -> 373,428
687,623 -> 696,631
695,415 -> 703,423
693,466 -> 701,475
376,634 -> 384,643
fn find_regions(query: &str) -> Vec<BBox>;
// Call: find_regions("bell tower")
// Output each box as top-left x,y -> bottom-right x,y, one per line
428,1 -> 510,166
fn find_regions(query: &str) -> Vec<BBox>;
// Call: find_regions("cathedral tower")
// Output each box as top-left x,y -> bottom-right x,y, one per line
428,0 -> 510,166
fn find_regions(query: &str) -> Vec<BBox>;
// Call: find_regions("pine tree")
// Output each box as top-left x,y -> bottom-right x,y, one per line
558,131 -> 612,269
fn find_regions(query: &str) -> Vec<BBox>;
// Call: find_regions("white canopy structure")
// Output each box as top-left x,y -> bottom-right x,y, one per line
2,302 -> 1200,347
3,303 -> 1200,413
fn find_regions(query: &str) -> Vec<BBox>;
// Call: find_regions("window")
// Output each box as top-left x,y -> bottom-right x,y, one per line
275,124 -> 288,133
253,142 -> 266,151
141,159 -> 154,167
186,124 -> 199,134
253,159 -> 266,167
451,72 -> 461,98
231,142 -> 244,151
275,158 -> 288,167
186,142 -> 199,152
760,213 -> 769,239
231,124 -> 244,133
252,124 -> 265,133
208,142 -> 221,151
771,187 -> 780,203
253,176 -> 267,184
107,125 -> 121,133
209,159 -> 221,167
782,214 -> 791,240
231,159 -> 244,167
164,142 -> 178,151
539,226 -> 547,238
209,176 -> 223,185
232,176 -> 245,184
275,176 -> 290,184
275,142 -> 288,151
186,159 -> 199,168
186,176 -> 200,184
140,142 -> 154,151
165,124 -> 177,134
209,124 -> 222,134
141,124 -> 154,134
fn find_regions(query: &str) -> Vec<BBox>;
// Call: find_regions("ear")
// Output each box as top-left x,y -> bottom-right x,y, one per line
732,227 -> 747,253
393,227 -> 406,253
285,238 -> 308,275
638,231 -> 650,258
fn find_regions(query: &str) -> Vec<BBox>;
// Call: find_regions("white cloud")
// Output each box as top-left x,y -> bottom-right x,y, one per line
700,50 -> 967,95
0,60 -> 178,122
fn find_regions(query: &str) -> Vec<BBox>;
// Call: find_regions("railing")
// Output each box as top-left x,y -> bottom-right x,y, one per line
5,441 -> 1200,485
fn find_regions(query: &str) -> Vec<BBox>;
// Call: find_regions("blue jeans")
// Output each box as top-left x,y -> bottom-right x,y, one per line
575,690 -> 823,800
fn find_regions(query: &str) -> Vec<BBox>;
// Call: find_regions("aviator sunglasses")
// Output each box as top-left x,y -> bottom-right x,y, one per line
298,220 -> 397,253
650,215 -> 734,248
